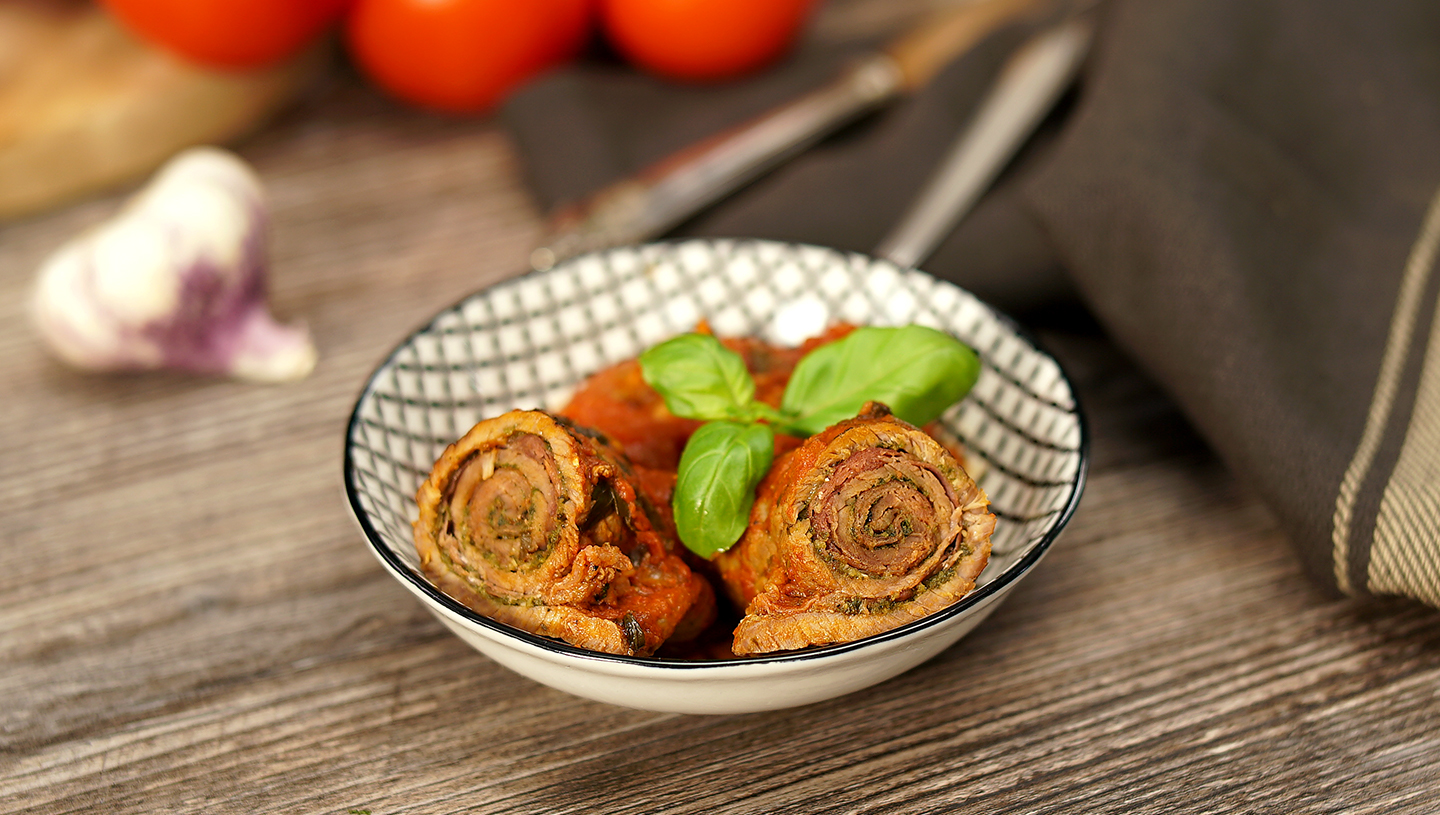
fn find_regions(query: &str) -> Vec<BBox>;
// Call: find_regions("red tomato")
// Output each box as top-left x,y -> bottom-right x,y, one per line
100,0 -> 350,70
345,0 -> 593,114
599,0 -> 817,82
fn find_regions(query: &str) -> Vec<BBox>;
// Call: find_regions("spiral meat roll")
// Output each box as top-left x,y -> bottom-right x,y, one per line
413,410 -> 712,656
716,403 -> 994,654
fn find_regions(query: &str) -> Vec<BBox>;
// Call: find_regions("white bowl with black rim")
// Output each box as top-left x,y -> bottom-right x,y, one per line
344,239 -> 1086,714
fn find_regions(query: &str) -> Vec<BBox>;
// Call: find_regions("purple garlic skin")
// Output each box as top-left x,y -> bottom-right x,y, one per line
31,147 -> 317,382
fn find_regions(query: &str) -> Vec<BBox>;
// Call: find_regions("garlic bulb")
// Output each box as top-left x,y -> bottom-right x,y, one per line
31,147 -> 317,382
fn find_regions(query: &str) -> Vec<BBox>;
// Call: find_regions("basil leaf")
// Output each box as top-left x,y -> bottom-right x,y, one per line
639,333 -> 755,421
672,421 -> 775,557
780,325 -> 980,435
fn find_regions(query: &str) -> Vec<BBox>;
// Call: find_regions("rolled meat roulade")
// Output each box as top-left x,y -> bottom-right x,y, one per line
414,410 -> 713,656
716,403 -> 994,654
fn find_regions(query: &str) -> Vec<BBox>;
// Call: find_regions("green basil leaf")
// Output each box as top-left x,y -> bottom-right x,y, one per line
780,325 -> 980,435
639,333 -> 755,421
672,421 -> 775,557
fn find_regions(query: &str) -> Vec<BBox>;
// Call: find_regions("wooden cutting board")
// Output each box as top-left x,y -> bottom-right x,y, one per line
0,0 -> 322,220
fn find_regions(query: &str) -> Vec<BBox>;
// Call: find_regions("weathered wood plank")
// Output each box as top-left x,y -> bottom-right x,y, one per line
3,50 -> 1438,815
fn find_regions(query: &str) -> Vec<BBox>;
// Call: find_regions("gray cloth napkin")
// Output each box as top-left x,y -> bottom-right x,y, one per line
503,0 -> 1440,609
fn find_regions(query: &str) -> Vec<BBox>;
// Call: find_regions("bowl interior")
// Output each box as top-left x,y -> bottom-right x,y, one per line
345,239 -> 1086,664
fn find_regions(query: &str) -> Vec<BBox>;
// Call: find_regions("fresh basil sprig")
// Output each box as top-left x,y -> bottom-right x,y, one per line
639,334 -> 756,422
672,421 -> 775,558
781,325 -> 980,435
639,326 -> 979,557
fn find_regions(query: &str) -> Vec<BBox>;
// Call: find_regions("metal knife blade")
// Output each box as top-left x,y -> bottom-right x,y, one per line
874,15 -> 1093,268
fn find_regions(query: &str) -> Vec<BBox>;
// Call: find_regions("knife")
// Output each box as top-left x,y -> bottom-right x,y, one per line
529,0 -> 1054,271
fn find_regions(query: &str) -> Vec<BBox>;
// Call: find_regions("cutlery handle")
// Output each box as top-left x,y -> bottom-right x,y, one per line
886,0 -> 1050,91
874,16 -> 1093,269
531,53 -> 902,271
529,0 -> 1054,272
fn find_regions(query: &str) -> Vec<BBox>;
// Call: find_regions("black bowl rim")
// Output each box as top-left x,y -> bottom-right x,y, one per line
343,239 -> 1089,671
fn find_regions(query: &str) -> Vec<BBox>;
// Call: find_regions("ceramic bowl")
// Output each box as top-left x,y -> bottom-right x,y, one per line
344,239 -> 1086,714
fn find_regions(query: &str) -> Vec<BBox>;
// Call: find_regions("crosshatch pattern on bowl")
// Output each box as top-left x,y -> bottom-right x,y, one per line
348,239 -> 1084,606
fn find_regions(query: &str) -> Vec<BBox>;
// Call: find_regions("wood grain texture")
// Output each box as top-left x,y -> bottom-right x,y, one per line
3,63 -> 1439,815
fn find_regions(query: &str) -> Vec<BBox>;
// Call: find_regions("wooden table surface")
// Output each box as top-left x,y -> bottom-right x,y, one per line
5,49 -> 1440,815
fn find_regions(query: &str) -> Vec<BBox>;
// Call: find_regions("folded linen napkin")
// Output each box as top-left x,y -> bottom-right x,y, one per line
503,0 -> 1440,609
